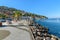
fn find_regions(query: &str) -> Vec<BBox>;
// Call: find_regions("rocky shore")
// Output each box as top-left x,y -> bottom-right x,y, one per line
29,21 -> 60,40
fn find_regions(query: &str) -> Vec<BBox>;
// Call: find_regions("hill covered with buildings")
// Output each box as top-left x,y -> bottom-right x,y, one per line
0,6 -> 47,19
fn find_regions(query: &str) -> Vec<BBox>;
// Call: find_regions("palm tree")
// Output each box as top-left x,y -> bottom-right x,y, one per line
13,11 -> 22,21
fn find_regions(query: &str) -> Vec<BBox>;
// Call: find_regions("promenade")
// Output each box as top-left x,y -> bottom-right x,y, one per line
0,18 -> 34,40
0,17 -> 60,40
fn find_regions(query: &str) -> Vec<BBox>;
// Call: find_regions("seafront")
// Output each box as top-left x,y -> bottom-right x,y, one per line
0,18 -> 35,40
0,17 -> 60,40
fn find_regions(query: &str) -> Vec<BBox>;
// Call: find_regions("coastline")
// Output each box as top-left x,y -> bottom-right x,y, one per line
0,17 -> 60,40
32,18 -> 60,40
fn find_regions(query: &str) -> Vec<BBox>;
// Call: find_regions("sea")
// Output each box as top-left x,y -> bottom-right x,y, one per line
36,18 -> 60,38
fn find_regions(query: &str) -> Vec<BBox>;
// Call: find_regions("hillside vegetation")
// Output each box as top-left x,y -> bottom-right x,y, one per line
0,6 -> 47,19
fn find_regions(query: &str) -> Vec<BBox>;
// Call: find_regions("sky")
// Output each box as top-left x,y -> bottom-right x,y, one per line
0,0 -> 60,18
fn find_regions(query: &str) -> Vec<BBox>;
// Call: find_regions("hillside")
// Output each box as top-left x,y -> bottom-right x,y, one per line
0,6 -> 47,19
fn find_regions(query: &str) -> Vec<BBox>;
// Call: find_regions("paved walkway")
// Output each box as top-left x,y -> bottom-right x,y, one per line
0,27 -> 32,40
